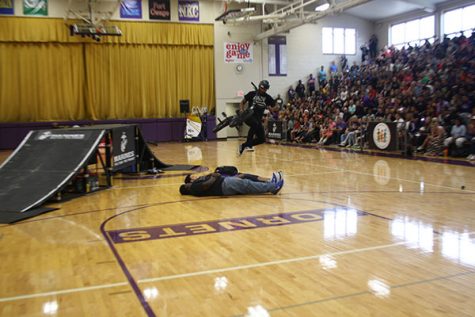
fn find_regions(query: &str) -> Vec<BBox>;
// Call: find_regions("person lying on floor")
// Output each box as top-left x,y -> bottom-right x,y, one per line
179,171 -> 284,197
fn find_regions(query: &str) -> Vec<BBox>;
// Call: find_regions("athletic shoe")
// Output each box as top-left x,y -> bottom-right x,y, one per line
272,178 -> 284,195
245,147 -> 255,152
271,171 -> 283,183
237,144 -> 244,156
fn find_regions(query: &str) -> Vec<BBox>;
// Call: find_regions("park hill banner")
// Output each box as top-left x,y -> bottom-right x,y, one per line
224,42 -> 253,63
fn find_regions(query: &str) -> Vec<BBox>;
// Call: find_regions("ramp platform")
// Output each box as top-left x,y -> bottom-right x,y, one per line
0,124 -> 172,223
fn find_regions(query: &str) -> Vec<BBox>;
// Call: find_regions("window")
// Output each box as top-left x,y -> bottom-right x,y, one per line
268,36 -> 287,76
389,15 -> 435,49
322,27 -> 356,55
443,4 -> 475,38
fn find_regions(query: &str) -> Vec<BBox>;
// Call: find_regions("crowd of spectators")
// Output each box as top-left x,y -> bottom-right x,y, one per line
266,31 -> 475,160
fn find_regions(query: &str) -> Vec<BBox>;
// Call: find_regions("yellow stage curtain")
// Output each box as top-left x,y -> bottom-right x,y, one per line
0,43 -> 86,122
86,44 -> 214,119
0,17 -> 214,122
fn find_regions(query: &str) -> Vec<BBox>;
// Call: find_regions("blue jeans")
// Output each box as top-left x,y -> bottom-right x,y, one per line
222,177 -> 275,195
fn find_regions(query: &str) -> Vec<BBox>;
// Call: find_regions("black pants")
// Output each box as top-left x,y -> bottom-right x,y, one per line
242,116 -> 265,148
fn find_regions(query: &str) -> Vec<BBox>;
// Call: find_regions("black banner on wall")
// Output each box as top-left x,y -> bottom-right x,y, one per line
149,0 -> 171,20
112,125 -> 136,171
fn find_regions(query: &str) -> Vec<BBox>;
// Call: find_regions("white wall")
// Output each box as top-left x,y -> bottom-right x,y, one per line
265,14 -> 373,102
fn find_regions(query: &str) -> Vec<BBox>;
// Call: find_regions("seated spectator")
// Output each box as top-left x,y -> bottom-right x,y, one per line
318,117 -> 335,145
467,116 -> 475,161
418,118 -> 446,156
334,116 -> 347,143
444,117 -> 467,154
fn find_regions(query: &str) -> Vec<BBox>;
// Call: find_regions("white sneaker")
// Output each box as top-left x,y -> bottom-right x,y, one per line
467,154 -> 475,160
244,146 -> 255,152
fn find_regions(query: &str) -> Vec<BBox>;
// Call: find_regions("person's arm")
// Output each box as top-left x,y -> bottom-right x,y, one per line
240,98 -> 247,112
190,173 -> 221,195
198,173 -> 220,191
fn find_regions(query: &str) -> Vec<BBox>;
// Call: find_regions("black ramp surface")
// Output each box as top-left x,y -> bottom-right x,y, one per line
0,129 -> 104,212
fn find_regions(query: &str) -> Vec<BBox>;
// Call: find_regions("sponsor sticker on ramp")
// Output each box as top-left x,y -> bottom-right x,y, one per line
36,131 -> 87,140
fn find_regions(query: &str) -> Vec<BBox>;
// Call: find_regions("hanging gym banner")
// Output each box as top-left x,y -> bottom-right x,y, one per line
224,42 -> 253,63
178,0 -> 199,21
120,0 -> 142,19
149,0 -> 170,20
23,0 -> 47,16
0,0 -> 14,15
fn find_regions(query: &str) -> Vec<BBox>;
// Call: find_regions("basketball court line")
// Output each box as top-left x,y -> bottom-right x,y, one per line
3,230 -> 474,303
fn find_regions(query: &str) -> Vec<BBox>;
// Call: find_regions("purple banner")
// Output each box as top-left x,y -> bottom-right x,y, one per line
149,0 -> 170,20
120,0 -> 142,19
0,0 -> 14,15
107,208 -> 368,244
178,0 -> 199,22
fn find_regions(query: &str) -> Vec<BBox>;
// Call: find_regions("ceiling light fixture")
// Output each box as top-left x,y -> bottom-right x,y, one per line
315,1 -> 330,12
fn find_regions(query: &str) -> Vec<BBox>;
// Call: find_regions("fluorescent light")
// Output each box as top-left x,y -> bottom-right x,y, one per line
241,7 -> 256,13
315,2 -> 330,11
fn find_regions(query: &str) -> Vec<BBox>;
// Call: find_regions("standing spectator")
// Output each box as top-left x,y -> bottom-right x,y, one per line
318,65 -> 327,89
296,80 -> 305,98
275,94 -> 284,110
307,74 -> 316,96
340,55 -> 348,72
350,61 -> 360,81
369,34 -> 378,59
360,42 -> 369,62
329,61 -> 338,77
287,85 -> 296,101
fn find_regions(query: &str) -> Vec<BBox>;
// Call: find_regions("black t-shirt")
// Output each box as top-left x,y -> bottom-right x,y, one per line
244,91 -> 275,119
190,174 -> 224,196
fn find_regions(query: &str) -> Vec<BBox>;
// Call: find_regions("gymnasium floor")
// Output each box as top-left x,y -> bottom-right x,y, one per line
1,140 -> 474,317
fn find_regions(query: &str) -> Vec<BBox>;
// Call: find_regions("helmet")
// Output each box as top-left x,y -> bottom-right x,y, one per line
259,80 -> 270,90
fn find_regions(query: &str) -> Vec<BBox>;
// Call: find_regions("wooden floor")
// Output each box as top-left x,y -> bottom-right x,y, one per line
1,140 -> 475,317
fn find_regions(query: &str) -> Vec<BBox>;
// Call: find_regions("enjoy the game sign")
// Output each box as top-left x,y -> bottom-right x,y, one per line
224,42 -> 253,63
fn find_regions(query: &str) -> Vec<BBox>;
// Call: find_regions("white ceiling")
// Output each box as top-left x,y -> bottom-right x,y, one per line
344,0 -> 449,21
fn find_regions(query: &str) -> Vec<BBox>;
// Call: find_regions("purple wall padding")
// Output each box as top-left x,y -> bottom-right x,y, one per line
0,117 -> 216,150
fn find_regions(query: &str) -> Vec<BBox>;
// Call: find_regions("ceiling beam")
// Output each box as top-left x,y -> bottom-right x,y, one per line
254,0 -> 371,41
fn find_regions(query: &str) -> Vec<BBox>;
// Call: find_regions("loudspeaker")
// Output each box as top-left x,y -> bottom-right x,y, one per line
180,100 -> 190,113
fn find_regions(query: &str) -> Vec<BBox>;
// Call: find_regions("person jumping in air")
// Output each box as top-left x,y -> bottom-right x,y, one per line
237,80 -> 276,155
